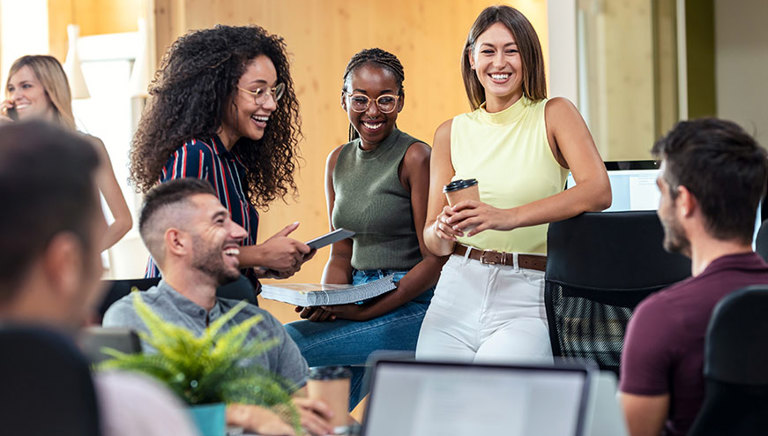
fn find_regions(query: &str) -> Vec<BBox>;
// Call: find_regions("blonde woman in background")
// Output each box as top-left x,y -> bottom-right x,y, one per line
2,55 -> 132,250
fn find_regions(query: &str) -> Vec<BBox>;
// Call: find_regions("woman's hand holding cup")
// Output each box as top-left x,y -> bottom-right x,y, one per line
441,178 -> 480,237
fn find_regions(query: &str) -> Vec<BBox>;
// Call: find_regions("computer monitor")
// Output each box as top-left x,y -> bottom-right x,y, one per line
566,161 -> 661,212
362,359 -> 593,436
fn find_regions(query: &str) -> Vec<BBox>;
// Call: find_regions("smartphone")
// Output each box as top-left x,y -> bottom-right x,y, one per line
6,106 -> 18,121
305,228 -> 355,250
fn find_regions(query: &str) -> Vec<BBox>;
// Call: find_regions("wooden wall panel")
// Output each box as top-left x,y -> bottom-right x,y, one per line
48,0 -> 146,62
579,0 -> 657,161
154,0 -> 549,321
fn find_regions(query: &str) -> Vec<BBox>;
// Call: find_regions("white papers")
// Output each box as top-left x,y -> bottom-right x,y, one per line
260,275 -> 396,306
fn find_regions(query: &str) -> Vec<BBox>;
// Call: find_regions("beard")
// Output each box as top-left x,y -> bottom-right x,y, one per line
190,236 -> 241,286
661,213 -> 691,256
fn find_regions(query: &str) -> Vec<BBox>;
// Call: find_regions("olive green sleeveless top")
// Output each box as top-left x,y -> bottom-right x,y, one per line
332,129 -> 423,270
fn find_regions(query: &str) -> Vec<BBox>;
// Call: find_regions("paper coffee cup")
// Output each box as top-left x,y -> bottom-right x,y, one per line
443,178 -> 479,206
307,366 -> 351,431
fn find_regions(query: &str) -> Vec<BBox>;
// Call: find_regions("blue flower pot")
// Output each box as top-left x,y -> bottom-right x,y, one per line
189,402 -> 226,436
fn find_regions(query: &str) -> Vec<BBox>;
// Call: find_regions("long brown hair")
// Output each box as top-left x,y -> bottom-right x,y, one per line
461,5 -> 547,110
6,55 -> 76,129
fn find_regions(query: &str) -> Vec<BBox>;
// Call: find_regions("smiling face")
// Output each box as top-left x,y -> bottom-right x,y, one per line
6,65 -> 55,121
469,22 -> 524,110
342,63 -> 403,149
187,194 -> 248,285
219,55 -> 279,149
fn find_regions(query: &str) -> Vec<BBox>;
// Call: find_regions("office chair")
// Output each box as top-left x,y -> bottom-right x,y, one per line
755,219 -> 768,262
98,274 -> 258,320
0,325 -> 101,436
98,277 -> 160,319
544,211 -> 691,375
79,326 -> 142,364
688,285 -> 768,436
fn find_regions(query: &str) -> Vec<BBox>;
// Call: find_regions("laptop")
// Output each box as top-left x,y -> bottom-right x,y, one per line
566,160 -> 661,212
361,359 -> 594,436
566,160 -> 762,242
582,371 -> 629,436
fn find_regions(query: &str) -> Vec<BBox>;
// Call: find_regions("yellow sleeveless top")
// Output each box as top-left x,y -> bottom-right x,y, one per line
451,96 -> 567,254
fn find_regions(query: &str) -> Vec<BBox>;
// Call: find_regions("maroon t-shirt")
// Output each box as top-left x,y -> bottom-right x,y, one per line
620,252 -> 768,436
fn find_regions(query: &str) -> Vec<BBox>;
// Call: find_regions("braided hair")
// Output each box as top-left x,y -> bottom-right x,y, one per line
341,48 -> 405,141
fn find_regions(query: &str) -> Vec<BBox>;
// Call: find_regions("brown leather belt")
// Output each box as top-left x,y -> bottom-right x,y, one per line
453,245 -> 547,272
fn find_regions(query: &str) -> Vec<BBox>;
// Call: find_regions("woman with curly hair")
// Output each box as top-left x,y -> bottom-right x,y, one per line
130,25 -> 312,282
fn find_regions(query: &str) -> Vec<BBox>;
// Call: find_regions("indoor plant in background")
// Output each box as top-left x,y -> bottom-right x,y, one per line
100,292 -> 300,436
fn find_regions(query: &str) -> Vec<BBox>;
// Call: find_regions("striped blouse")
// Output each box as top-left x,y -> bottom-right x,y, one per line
145,135 -> 259,277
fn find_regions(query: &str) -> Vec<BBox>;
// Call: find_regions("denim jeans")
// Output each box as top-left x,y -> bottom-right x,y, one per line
284,269 -> 433,410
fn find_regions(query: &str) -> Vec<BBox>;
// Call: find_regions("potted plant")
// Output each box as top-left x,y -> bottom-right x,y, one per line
99,292 -> 300,436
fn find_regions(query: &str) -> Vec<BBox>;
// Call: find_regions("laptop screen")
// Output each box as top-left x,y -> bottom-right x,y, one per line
362,360 -> 591,436
566,161 -> 661,212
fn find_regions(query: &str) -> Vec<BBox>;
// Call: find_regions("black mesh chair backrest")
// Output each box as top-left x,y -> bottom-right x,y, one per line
98,274 -> 258,320
0,326 -> 101,436
545,211 -> 691,375
689,285 -> 768,436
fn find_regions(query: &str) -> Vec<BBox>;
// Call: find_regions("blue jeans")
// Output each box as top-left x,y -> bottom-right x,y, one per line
284,269 -> 433,410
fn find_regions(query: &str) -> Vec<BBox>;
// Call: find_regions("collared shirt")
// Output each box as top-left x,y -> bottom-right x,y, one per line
146,135 -> 259,278
103,281 -> 308,389
620,252 -> 768,436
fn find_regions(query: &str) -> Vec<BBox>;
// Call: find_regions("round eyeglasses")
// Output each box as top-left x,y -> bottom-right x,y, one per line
237,83 -> 285,105
344,92 -> 400,114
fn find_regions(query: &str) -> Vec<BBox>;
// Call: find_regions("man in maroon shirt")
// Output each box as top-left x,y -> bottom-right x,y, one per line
619,118 -> 768,436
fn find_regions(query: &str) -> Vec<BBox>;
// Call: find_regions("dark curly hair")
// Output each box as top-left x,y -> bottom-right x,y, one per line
130,24 -> 301,210
341,48 -> 405,141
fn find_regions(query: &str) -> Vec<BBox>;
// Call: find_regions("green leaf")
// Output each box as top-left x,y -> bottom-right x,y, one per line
97,292 -> 299,432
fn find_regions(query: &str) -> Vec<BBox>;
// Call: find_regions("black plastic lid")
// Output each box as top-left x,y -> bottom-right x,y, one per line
443,178 -> 478,193
309,366 -> 353,380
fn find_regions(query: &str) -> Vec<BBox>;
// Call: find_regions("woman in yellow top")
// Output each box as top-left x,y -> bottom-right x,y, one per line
2,55 -> 132,251
416,6 -> 611,362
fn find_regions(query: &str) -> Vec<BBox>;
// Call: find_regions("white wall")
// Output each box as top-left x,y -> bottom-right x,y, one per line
547,0 -> 579,105
0,0 -> 49,84
715,0 -> 768,145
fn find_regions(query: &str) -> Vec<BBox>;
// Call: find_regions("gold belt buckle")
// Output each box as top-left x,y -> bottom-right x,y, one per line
480,250 -> 505,265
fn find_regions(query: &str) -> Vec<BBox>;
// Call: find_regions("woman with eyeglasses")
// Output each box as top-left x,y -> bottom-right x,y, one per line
416,6 -> 611,363
284,48 -> 446,410
2,55 -> 132,251
130,25 -> 313,282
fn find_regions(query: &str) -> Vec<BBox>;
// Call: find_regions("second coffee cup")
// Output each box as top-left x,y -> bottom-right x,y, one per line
443,178 -> 479,206
306,366 -> 351,433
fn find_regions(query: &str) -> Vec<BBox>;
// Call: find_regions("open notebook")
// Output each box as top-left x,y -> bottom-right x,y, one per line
260,275 -> 396,306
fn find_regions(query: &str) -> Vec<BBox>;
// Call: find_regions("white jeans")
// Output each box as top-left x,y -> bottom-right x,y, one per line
416,253 -> 553,363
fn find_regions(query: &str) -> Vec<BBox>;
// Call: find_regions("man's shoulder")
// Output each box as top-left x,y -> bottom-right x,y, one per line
103,287 -> 167,327
218,298 -> 283,329
643,252 -> 768,309
635,281 -> 687,317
